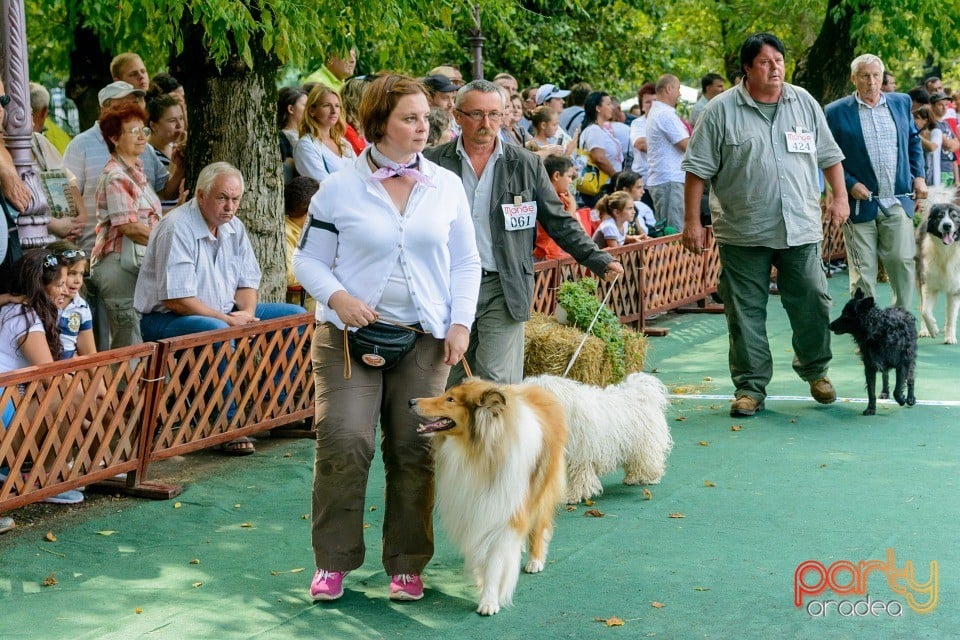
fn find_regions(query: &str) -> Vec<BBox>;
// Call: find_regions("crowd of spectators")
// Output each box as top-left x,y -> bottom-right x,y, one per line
3,42 -> 960,567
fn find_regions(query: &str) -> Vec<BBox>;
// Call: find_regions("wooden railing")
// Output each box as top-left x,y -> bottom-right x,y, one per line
533,227 -> 721,332
2,218 -> 845,513
1,314 -> 314,513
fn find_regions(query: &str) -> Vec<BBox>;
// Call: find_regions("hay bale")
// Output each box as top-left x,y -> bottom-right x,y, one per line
523,313 -> 648,386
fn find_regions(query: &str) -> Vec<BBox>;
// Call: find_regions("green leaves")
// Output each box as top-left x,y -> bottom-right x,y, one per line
557,278 -> 628,380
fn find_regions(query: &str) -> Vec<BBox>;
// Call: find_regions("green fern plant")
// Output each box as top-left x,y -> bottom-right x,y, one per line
556,277 -> 626,379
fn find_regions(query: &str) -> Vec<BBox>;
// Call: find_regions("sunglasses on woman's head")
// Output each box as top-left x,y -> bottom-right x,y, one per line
42,254 -> 60,270
56,249 -> 86,260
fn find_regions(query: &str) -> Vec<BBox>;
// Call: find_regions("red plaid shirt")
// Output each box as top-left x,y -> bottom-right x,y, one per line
91,156 -> 162,264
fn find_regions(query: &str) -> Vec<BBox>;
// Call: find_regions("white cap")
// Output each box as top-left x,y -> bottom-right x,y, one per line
535,84 -> 570,105
98,81 -> 146,107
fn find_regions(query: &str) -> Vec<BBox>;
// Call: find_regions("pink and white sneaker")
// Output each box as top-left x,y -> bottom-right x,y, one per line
389,573 -> 424,601
310,569 -> 347,601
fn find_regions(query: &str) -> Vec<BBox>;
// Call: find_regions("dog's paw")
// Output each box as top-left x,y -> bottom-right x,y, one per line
477,601 -> 500,616
918,327 -> 932,338
622,476 -> 641,486
945,335 -> 957,345
906,395 -> 916,406
524,558 -> 545,574
862,406 -> 876,416
878,391 -> 889,400
894,393 -> 907,406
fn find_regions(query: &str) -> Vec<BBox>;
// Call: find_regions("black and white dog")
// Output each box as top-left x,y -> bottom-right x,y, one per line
917,200 -> 960,344
830,289 -> 917,416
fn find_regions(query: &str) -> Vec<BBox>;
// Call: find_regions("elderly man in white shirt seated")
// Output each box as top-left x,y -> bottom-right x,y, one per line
134,162 -> 305,454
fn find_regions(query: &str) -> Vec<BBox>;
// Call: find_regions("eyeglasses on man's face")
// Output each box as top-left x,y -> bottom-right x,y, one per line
456,109 -> 504,122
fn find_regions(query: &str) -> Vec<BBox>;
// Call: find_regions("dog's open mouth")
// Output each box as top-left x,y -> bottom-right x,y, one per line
416,417 -> 456,434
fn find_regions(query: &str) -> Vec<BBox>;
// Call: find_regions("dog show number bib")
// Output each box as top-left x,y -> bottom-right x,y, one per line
785,127 -> 815,154
502,198 -> 537,231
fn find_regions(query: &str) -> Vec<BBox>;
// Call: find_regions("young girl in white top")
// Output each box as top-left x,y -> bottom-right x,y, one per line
592,191 -> 645,248
0,249 -> 84,504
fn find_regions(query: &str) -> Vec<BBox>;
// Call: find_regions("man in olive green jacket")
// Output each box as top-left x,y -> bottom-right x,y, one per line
425,79 -> 622,385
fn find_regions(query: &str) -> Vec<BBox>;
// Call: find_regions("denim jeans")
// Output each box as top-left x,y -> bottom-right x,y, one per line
141,303 -> 306,418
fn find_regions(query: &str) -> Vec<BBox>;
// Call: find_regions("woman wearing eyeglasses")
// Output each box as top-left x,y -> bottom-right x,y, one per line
89,102 -> 163,349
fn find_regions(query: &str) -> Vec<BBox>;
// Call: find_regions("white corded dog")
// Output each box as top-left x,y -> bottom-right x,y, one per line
525,372 -> 673,503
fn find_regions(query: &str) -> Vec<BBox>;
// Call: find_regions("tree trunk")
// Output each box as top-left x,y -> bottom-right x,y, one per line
65,21 -> 113,131
170,8 -> 286,303
793,0 -> 873,104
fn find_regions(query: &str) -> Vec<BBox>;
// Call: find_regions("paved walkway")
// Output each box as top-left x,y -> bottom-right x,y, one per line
1,272 -> 956,639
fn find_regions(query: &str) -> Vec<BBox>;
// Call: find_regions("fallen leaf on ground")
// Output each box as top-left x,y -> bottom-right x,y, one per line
369,505 -> 378,511
240,522 -> 253,528
283,453 -> 292,458
42,573 -> 58,587
189,558 -> 201,565
704,480 -> 716,488
135,608 -> 143,614
97,530 -> 115,536
584,509 -> 605,518
668,512 -> 685,519
730,425 -> 742,432
643,489 -> 653,500
44,531 -> 57,542
698,441 -> 709,446
565,505 -> 577,512
271,568 -> 306,576
594,616 -> 625,626
301,514 -> 309,519
585,499 -> 595,506
234,504 -> 241,509
173,502 -> 182,509
363,522 -> 371,528
790,418 -> 797,423
694,586 -> 711,591
192,582 -> 203,588
675,416 -> 687,422
651,601 -> 666,608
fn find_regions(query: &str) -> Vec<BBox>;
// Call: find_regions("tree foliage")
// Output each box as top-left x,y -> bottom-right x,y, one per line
18,0 -> 960,296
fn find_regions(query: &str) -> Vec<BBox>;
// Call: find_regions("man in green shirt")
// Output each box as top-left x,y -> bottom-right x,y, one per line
303,49 -> 357,93
681,32 -> 850,417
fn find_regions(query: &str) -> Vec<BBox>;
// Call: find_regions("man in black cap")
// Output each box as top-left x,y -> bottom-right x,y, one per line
423,74 -> 458,117
423,74 -> 459,135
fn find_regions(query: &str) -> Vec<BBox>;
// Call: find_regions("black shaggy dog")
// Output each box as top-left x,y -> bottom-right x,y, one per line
830,289 -> 917,416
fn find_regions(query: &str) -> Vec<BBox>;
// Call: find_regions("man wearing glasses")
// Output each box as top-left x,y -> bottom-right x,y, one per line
425,79 -> 623,386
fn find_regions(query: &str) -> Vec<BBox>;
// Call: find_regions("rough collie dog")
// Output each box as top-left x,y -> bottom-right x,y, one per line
525,373 -> 672,503
410,378 -> 567,616
917,189 -> 960,344
830,288 -> 917,415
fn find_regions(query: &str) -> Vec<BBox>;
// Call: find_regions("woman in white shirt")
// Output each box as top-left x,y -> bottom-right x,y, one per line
293,74 -> 480,603
580,91 -> 624,178
0,248 -> 85,505
293,85 -> 356,181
